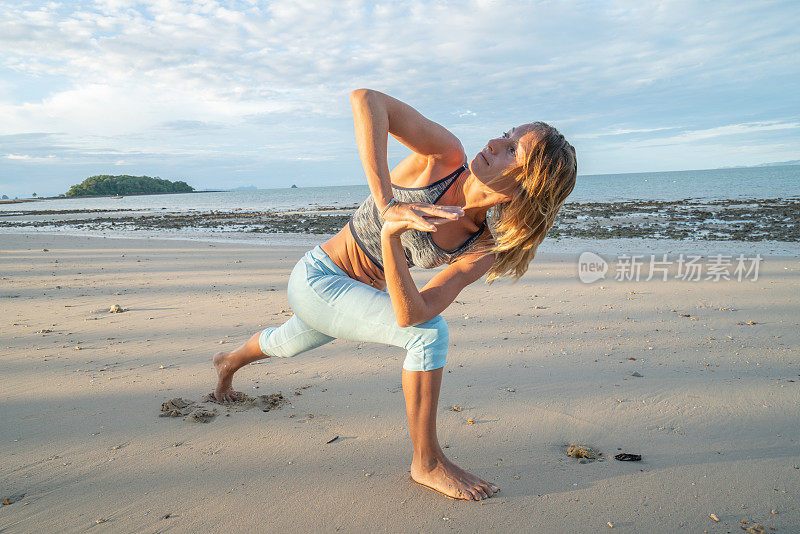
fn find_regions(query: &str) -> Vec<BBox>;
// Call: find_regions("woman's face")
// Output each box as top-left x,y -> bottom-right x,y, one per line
469,123 -> 538,197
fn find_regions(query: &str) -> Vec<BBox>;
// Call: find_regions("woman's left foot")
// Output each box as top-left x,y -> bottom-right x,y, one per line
212,351 -> 239,402
410,456 -> 499,501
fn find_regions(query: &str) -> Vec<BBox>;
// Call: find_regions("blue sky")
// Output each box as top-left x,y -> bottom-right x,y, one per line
1,0 -> 799,197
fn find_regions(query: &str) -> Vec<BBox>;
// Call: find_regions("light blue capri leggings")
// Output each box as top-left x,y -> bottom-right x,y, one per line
258,245 -> 449,372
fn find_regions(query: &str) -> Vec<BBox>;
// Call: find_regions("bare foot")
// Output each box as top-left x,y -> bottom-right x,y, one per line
410,456 -> 499,501
213,351 -> 240,402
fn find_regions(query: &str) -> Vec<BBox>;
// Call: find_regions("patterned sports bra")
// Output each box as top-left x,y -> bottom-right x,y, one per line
348,164 -> 488,270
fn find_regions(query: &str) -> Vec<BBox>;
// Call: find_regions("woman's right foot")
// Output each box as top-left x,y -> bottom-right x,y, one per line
410,456 -> 499,501
212,351 -> 239,402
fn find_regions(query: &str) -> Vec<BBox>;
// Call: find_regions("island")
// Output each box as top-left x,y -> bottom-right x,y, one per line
66,175 -> 194,197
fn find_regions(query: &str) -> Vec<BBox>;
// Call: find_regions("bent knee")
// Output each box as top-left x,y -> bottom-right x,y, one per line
403,315 -> 449,371
258,326 -> 301,358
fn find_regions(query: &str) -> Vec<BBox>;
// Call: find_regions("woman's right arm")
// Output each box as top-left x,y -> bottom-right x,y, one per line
349,89 -> 466,228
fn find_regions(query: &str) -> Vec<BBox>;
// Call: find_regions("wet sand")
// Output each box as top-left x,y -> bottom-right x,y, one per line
1,233 -> 798,533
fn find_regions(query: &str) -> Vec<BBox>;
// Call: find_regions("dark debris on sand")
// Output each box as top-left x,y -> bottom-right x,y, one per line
2,493 -> 26,505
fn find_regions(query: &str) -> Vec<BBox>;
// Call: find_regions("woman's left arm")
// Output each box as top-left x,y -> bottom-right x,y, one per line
381,224 -> 495,327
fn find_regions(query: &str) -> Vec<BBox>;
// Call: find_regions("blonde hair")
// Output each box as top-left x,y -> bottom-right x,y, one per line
477,122 -> 577,283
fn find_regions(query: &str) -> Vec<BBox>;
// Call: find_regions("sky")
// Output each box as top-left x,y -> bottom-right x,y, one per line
1,0 -> 799,197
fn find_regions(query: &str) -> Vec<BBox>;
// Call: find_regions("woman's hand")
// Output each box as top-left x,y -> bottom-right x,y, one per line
381,202 -> 464,236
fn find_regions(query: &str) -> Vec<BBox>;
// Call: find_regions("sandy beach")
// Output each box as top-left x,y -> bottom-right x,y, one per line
1,232 -> 798,533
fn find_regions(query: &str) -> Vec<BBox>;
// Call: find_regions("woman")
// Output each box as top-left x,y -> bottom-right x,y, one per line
212,89 -> 577,501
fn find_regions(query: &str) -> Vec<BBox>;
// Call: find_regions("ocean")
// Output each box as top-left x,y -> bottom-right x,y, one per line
2,165 -> 798,214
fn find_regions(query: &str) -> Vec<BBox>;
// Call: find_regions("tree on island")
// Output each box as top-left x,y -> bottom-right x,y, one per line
66,175 -> 194,197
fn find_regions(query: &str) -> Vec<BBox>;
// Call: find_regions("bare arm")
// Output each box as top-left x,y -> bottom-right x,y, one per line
381,227 -> 495,327
350,88 -> 466,214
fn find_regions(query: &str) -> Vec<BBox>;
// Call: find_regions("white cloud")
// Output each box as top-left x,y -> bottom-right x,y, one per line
4,153 -> 56,161
623,121 -> 800,148
574,127 -> 680,139
0,0 -> 798,190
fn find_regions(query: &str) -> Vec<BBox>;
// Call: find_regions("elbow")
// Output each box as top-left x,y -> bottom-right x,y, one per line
395,314 -> 414,328
445,139 -> 467,166
395,310 -> 428,328
350,88 -> 374,104
394,295 -> 438,327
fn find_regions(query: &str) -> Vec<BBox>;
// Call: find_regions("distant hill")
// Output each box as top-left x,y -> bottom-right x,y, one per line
230,185 -> 258,191
721,160 -> 800,169
751,160 -> 800,167
66,175 -> 194,197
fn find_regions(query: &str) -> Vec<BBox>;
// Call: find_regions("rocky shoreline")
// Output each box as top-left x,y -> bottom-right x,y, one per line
1,197 -> 798,242
550,197 -> 800,241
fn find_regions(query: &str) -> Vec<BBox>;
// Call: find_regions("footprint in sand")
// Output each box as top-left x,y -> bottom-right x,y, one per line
202,391 -> 285,412
159,392 -> 285,423
159,398 -> 214,422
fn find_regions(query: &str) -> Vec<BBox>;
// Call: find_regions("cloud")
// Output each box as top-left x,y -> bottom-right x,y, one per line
574,127 -> 680,139
0,0 -> 798,192
622,120 -> 800,148
658,121 -> 800,143
158,120 -> 226,131
3,1 -> 794,115
4,153 -> 56,161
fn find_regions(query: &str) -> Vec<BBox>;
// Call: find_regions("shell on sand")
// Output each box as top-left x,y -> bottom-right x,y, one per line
566,445 -> 597,459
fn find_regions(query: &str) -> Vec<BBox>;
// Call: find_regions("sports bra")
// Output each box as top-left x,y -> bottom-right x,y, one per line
348,164 -> 487,270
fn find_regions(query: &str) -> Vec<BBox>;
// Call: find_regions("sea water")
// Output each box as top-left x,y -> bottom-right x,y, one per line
2,165 -> 798,214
